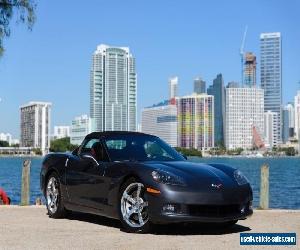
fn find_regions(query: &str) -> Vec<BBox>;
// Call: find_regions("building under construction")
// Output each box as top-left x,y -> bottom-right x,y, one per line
244,52 -> 257,87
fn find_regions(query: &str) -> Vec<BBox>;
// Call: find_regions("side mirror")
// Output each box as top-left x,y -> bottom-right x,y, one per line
72,147 -> 79,156
181,154 -> 187,160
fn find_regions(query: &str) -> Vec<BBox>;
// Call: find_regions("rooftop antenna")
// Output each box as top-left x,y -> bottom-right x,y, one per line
240,26 -> 248,87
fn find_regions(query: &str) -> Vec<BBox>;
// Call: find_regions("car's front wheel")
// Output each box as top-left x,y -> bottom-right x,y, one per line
119,178 -> 151,233
46,172 -> 67,218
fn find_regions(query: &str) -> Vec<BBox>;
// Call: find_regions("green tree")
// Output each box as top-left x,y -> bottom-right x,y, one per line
0,0 -> 36,56
32,147 -> 42,155
285,147 -> 296,156
227,147 -> 244,156
50,137 -> 77,152
0,140 -> 9,147
174,147 -> 202,157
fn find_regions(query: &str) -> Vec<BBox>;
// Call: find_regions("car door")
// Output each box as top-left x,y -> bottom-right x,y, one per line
66,138 -> 110,211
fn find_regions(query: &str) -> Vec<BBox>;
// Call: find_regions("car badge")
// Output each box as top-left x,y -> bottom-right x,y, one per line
211,183 -> 222,189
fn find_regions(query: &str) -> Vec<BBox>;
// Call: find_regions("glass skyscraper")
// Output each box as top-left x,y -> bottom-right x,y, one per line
169,76 -> 178,99
260,32 -> 282,142
194,77 -> 206,94
282,108 -> 289,143
207,74 -> 225,146
90,44 -> 137,132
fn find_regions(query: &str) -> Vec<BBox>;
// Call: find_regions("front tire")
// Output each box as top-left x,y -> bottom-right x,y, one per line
119,178 -> 151,233
46,172 -> 67,218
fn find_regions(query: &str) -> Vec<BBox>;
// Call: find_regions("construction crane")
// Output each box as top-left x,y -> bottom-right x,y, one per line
240,26 -> 248,86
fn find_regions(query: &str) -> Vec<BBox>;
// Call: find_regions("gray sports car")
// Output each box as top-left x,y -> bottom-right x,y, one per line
40,131 -> 253,233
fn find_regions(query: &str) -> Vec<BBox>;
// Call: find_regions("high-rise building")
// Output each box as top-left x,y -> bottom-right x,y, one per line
20,101 -> 51,154
260,32 -> 282,142
193,77 -> 206,94
207,74 -> 225,146
244,52 -> 257,87
141,101 -> 177,147
294,91 -> 300,139
225,87 -> 264,150
282,108 -> 289,143
227,81 -> 240,88
70,115 -> 92,145
53,126 -> 70,140
282,102 -> 295,142
169,76 -> 178,99
285,102 -> 295,137
90,44 -> 137,132
264,111 -> 279,148
177,93 -> 214,150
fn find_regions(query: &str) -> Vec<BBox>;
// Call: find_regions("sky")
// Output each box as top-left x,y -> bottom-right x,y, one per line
0,0 -> 300,138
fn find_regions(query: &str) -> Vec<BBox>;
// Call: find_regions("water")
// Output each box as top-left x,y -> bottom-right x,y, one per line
0,157 -> 42,205
0,156 -> 299,209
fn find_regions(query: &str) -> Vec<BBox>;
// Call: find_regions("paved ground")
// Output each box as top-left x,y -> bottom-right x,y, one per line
0,206 -> 299,250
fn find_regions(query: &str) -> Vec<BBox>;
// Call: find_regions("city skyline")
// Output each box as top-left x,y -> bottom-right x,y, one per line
0,0 -> 300,137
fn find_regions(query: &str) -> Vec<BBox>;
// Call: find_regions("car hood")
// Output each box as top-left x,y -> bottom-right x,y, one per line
143,161 -> 237,188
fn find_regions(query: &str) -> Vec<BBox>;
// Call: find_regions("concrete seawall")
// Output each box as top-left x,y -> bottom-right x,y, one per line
0,206 -> 299,249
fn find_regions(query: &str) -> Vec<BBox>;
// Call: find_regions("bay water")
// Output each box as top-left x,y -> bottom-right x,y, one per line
0,156 -> 299,209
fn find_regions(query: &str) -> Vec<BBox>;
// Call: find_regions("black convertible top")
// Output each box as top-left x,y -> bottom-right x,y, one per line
85,131 -> 151,139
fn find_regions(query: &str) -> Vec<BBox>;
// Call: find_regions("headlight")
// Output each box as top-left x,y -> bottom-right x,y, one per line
151,170 -> 185,186
234,170 -> 249,185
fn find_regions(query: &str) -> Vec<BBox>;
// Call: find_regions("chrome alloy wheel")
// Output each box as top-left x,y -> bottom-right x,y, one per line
121,182 -> 149,228
46,177 -> 59,214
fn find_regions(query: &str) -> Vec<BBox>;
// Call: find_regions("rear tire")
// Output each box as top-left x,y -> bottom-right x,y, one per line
118,178 -> 152,233
45,172 -> 67,218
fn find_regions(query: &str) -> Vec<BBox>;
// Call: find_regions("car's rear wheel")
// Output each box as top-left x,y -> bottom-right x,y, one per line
46,172 -> 67,218
119,178 -> 151,233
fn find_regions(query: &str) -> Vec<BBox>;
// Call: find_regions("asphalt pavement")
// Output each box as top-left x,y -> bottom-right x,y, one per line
0,206 -> 299,250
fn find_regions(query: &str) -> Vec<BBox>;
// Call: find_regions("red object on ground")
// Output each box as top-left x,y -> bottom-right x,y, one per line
0,188 -> 10,205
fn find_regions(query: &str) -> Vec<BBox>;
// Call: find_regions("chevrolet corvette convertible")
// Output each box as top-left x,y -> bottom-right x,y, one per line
40,132 -> 253,233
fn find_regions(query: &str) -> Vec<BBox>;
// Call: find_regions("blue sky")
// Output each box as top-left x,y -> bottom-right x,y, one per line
0,0 -> 299,138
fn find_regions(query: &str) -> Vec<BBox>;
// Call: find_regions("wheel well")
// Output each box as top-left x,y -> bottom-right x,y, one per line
119,174 -> 140,191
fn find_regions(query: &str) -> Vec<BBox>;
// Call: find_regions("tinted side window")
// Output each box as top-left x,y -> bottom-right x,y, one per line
81,139 -> 100,154
106,140 -> 127,149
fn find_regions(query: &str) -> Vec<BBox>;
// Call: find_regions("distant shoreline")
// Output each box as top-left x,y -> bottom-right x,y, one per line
0,155 -> 43,158
0,154 -> 300,159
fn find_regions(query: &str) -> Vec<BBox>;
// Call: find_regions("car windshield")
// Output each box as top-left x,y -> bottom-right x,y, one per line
104,134 -> 185,162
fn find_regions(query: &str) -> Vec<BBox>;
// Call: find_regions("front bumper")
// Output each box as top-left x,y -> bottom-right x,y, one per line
145,184 -> 253,224
148,204 -> 253,224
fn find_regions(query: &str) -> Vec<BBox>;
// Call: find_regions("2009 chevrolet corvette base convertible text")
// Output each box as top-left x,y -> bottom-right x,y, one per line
40,132 -> 253,233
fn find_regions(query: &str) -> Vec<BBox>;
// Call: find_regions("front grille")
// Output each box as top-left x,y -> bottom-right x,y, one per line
188,204 -> 241,217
